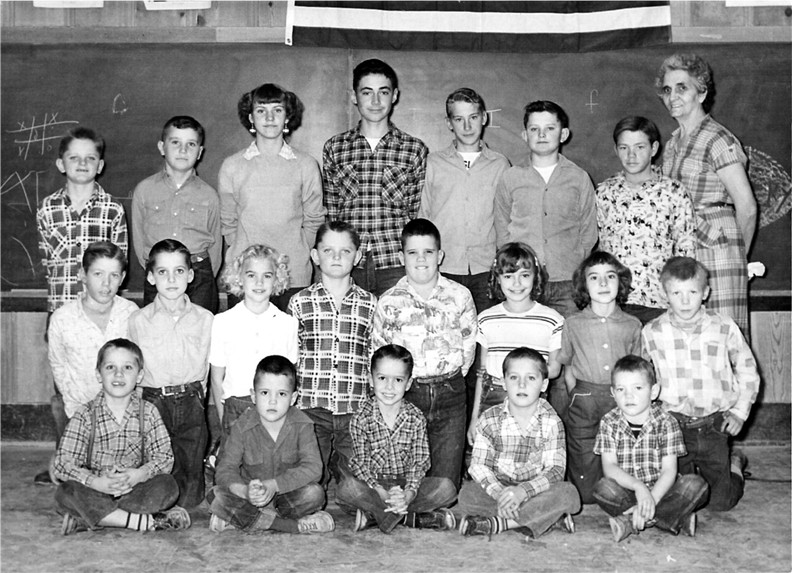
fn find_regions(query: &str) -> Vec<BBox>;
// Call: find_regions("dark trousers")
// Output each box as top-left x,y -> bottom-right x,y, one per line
623,304 -> 665,325
351,262 -> 404,298
55,475 -> 179,528
207,483 -> 324,531
303,408 -> 354,487
442,271 -> 494,315
405,373 -> 467,490
142,386 -> 209,508
221,395 -> 254,437
671,412 -> 745,511
566,380 -> 616,504
593,474 -> 709,533
144,256 -> 218,314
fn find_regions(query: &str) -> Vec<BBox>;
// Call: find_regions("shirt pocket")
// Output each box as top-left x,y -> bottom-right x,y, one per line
381,165 -> 409,208
695,214 -> 727,248
183,201 -> 210,230
497,448 -> 542,482
336,164 -> 359,202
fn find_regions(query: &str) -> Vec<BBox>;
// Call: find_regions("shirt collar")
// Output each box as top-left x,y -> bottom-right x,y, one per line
161,167 -> 196,188
55,182 -> 104,206
152,293 -> 192,318
242,140 -> 297,161
346,122 -> 400,144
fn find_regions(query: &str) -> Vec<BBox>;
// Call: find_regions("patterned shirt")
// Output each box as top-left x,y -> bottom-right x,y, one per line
48,294 -> 139,417
36,184 -> 127,311
323,122 -> 428,270
348,396 -> 430,492
371,275 -> 477,377
288,281 -> 377,414
594,404 -> 686,488
53,391 -> 174,487
641,309 -> 760,421
469,398 -> 566,499
596,171 -> 696,308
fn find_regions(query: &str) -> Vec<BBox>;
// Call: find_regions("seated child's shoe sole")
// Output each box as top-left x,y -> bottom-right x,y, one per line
353,509 -> 374,533
459,515 -> 493,540
152,506 -> 192,531
558,513 -> 575,534
298,510 -> 335,534
61,513 -> 89,536
209,513 -> 234,533
608,515 -> 633,543
682,513 -> 696,537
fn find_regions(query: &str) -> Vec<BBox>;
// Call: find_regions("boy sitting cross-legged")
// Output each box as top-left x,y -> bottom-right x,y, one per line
458,347 -> 580,539
207,355 -> 334,534
337,344 -> 457,534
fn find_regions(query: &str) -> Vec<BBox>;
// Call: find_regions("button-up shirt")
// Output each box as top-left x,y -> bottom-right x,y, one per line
288,281 -> 377,414
323,122 -> 427,270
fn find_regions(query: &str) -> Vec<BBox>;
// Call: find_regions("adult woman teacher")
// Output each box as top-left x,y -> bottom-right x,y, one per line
655,53 -> 757,334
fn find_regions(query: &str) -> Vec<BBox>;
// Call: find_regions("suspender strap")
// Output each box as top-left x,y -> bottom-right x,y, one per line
85,389 -> 147,472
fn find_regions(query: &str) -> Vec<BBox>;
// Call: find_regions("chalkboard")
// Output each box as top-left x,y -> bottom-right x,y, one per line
2,43 -> 790,298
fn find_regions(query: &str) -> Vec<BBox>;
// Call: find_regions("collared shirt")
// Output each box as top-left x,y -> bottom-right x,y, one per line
218,141 -> 326,287
596,172 -> 696,308
494,154 -> 598,282
371,275 -> 477,378
48,294 -> 139,417
209,302 -> 298,400
128,295 -> 213,390
642,309 -> 759,422
477,302 -> 563,381
288,281 -> 377,414
215,406 -> 322,494
323,122 -> 428,270
36,184 -> 127,311
594,404 -> 686,488
469,398 -> 566,499
348,397 -> 430,492
418,142 -> 510,275
53,391 -> 174,486
131,168 -> 222,276
559,306 -> 642,385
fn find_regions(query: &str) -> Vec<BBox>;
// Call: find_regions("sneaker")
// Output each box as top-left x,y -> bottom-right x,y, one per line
609,515 -> 634,543
557,513 -> 575,534
731,450 -> 750,479
353,509 -> 374,533
209,513 -> 234,533
151,506 -> 192,531
411,508 -> 457,531
681,512 -> 697,537
297,510 -> 335,534
459,515 -> 493,540
34,470 -> 53,486
61,513 -> 88,536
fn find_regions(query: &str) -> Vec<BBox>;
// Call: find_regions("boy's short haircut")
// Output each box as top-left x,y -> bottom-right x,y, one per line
145,238 -> 192,275
371,344 -> 414,379
237,83 -> 305,134
523,100 -> 569,130
654,53 -> 715,112
612,354 -> 656,387
314,220 -> 361,250
353,58 -> 398,92
571,251 -> 632,310
58,126 -> 105,159
96,338 -> 144,371
221,243 -> 290,298
161,115 -> 205,146
400,218 -> 441,250
254,354 -> 298,392
445,87 -> 485,117
82,240 -> 127,273
502,346 -> 548,380
488,242 -> 547,303
660,256 -> 709,287
612,115 -> 661,147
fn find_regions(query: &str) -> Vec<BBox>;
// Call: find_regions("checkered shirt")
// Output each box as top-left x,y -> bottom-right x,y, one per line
594,404 -> 686,488
322,122 -> 427,270
36,184 -> 127,311
642,309 -> 759,421
469,398 -> 566,500
53,391 -> 174,487
288,281 -> 377,414
348,397 -> 430,492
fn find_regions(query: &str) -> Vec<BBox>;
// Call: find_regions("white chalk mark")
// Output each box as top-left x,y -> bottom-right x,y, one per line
6,113 -> 78,160
112,94 -> 129,115
586,90 -> 599,114
11,236 -> 37,276
486,109 -> 502,129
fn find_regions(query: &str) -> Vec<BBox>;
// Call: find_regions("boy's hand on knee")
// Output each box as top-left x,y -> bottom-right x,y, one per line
92,473 -> 132,496
466,419 -> 478,446
625,506 -> 648,531
721,412 -> 744,436
633,484 -> 656,521
497,486 -> 527,520
116,468 -> 148,489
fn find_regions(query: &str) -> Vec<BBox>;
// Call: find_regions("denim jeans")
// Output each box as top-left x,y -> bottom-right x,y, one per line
566,380 -> 616,504
336,474 -> 457,533
303,408 -> 354,487
55,474 -> 179,528
543,280 -> 578,318
478,376 -> 508,417
221,395 -> 254,437
593,474 -> 709,533
351,263 -> 405,298
405,372 -> 467,490
144,256 -> 218,314
442,271 -> 494,315
457,480 -> 581,538
671,412 -> 744,511
142,386 -> 209,508
206,483 -> 324,531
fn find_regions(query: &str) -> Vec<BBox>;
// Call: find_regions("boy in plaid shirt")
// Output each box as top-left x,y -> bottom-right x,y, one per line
593,355 -> 708,542
337,345 -> 456,534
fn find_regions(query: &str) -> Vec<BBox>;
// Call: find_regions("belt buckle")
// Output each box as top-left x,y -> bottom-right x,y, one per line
161,385 -> 179,397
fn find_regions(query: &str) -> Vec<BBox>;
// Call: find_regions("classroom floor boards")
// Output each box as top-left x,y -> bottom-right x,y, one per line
2,443 -> 789,573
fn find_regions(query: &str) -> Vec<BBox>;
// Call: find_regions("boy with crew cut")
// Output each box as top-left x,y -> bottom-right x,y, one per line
419,87 -> 510,314
207,355 -> 333,534
593,355 -> 708,542
129,239 -> 213,509
494,100 -> 598,318
132,115 -> 222,313
323,58 -> 428,297
458,347 -> 580,539
371,218 -> 477,489
642,256 -> 759,511
338,344 -> 457,533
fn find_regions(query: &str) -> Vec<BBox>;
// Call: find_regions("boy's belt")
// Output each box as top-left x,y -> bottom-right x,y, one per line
143,380 -> 203,397
191,251 -> 210,263
670,411 -> 723,429
413,369 -> 461,384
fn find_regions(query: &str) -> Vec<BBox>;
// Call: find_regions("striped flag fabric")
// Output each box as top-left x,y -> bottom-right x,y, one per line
285,1 -> 671,53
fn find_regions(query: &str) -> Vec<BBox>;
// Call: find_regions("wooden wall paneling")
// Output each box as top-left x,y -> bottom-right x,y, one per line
73,1 -> 135,27
691,0 -> 748,27
754,4 -> 792,27
0,313 -> 52,404
206,0 -> 255,27
751,311 -> 792,404
5,1 -> 69,27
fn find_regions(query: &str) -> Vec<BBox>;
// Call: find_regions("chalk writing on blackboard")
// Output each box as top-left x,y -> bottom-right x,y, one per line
10,237 -> 37,280
6,113 -> 79,160
486,109 -> 502,129
1,170 -> 47,214
586,90 -> 599,114
112,94 -> 129,115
